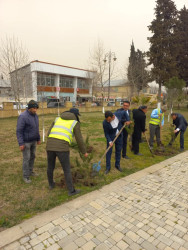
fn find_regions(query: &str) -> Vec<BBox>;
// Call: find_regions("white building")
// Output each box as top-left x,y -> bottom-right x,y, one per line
10,60 -> 96,103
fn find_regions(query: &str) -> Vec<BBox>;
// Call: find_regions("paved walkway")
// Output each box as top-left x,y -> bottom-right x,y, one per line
1,152 -> 188,250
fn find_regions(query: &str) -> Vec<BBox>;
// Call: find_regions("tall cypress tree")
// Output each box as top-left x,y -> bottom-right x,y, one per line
176,6 -> 188,86
127,41 -> 137,90
128,41 -> 150,94
147,0 -> 179,97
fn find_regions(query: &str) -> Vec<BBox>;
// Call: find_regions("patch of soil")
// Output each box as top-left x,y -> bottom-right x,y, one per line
56,169 -> 99,188
154,148 -> 177,156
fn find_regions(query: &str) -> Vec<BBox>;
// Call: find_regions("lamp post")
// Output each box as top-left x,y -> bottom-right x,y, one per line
104,51 -> 117,101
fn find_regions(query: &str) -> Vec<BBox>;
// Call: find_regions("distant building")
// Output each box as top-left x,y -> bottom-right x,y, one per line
93,79 -> 133,101
10,60 -> 96,103
0,77 -> 12,103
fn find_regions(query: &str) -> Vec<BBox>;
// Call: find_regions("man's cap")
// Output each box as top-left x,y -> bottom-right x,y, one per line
69,108 -> 81,116
161,105 -> 167,111
27,100 -> 39,109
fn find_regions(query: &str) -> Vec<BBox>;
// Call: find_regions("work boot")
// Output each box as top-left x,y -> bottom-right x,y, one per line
68,189 -> 81,196
23,177 -> 31,184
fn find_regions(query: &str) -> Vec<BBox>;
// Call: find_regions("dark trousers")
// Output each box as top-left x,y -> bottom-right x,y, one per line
169,130 -> 185,149
122,129 -> 128,157
22,141 -> 36,178
47,151 -> 74,192
106,137 -> 122,171
132,133 -> 141,154
149,124 -> 160,147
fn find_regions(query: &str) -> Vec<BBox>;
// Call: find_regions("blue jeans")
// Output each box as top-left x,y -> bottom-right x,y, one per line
106,137 -> 123,171
22,141 -> 37,178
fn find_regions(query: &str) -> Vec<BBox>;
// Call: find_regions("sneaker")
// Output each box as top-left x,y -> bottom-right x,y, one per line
30,172 -> 39,177
68,189 -> 81,196
23,177 -> 31,184
49,182 -> 55,190
179,148 -> 184,152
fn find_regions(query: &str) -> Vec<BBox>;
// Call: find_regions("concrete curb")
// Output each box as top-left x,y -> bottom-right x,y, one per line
1,151 -> 188,248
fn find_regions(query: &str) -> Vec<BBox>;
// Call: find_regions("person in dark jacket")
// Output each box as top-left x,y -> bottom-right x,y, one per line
103,110 -> 130,174
46,108 -> 88,196
16,100 -> 41,184
117,100 -> 131,159
132,106 -> 147,155
168,113 -> 188,151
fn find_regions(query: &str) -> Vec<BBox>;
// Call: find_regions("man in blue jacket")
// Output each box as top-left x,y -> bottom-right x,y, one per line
103,110 -> 130,174
168,113 -> 188,151
16,100 -> 41,183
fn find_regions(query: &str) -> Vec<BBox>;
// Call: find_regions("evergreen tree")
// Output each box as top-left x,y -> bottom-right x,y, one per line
176,6 -> 188,86
127,41 -> 150,94
147,0 -> 179,98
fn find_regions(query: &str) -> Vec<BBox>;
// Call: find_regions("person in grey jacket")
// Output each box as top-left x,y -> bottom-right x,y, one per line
16,100 -> 41,183
46,108 -> 88,196
168,113 -> 188,151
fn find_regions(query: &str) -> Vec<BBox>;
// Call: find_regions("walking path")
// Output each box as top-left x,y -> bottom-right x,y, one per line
1,152 -> 188,250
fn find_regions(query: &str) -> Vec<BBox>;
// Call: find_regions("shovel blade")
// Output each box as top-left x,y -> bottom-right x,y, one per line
92,162 -> 101,172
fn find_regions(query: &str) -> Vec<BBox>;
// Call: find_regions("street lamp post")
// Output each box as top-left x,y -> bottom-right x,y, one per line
104,51 -> 117,101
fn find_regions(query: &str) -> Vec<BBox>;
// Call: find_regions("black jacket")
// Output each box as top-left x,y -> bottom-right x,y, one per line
173,113 -> 188,132
132,108 -> 146,137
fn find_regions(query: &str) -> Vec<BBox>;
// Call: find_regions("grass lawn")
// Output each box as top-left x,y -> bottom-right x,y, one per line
0,108 -> 188,230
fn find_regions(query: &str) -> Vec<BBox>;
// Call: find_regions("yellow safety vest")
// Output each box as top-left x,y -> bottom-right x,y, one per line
149,108 -> 164,126
48,117 -> 77,144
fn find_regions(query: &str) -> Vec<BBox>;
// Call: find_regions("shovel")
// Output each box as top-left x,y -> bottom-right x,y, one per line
92,123 -> 127,174
143,132 -> 154,157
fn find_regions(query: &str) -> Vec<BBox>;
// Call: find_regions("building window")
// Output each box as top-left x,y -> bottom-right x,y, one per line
59,76 -> 73,88
77,79 -> 89,89
37,73 -> 55,86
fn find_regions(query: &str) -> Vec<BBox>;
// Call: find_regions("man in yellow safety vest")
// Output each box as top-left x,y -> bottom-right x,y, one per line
149,105 -> 167,149
46,108 -> 88,196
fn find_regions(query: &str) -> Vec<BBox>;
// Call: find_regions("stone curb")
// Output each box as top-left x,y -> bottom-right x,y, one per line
0,151 -> 188,248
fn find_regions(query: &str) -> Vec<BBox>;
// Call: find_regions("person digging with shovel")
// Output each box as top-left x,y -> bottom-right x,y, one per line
46,108 -> 88,196
168,113 -> 188,151
103,110 -> 130,175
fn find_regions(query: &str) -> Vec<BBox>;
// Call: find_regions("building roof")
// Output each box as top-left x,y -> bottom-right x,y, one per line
103,79 -> 130,87
31,60 -> 96,73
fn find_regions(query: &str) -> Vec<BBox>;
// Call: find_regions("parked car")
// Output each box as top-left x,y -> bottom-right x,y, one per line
107,101 -> 115,106
47,102 -> 64,108
91,102 -> 101,107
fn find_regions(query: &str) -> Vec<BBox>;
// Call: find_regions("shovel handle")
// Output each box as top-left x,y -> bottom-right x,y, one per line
99,123 -> 127,163
144,132 -> 153,155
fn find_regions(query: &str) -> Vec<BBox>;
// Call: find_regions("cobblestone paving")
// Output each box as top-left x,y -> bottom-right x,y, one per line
1,154 -> 188,250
